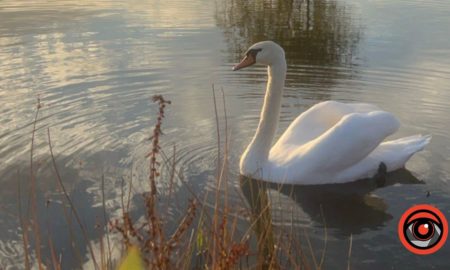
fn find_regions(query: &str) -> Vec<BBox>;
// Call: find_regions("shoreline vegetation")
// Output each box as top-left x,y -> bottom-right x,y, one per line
19,91 -> 340,269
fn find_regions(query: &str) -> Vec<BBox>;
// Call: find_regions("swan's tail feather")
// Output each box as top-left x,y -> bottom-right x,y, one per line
377,134 -> 431,171
400,134 -> 431,154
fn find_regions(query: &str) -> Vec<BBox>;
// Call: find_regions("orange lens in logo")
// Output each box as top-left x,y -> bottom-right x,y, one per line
398,204 -> 448,255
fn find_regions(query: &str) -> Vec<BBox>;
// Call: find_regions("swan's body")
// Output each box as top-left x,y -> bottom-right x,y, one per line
235,41 -> 430,184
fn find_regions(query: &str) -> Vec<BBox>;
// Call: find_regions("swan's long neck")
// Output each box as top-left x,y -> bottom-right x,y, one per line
241,61 -> 287,173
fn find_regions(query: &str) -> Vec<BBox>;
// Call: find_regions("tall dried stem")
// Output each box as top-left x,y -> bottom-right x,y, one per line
29,97 -> 43,270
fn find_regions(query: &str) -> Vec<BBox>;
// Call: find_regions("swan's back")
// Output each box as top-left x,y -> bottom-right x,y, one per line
267,107 -> 402,183
263,101 -> 430,184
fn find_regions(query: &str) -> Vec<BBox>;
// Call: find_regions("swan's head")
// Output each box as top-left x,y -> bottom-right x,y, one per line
233,41 -> 285,71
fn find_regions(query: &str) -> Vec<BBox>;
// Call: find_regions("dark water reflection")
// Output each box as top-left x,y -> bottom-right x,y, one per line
216,0 -> 362,103
1,0 -> 450,268
240,170 -> 429,268
217,0 -> 361,66
272,169 -> 422,236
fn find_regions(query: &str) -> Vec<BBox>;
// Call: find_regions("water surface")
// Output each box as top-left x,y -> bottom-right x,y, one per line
1,0 -> 450,268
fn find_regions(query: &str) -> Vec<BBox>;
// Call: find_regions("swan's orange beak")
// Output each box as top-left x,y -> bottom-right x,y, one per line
232,55 -> 256,71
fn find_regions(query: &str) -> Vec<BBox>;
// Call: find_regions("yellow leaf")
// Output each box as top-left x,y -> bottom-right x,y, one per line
118,246 -> 144,270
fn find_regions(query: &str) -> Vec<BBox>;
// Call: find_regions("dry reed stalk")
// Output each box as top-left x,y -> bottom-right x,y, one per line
18,173 -> 31,270
210,85 -> 249,270
240,177 -> 278,268
270,232 -> 283,269
163,145 -> 177,221
120,176 -> 127,232
29,97 -> 43,270
283,234 -> 301,269
212,85 -> 221,173
99,231 -> 105,269
47,128 -> 99,269
188,192 -> 211,268
319,204 -> 328,269
347,234 -> 353,270
47,231 -> 61,270
286,206 -> 295,267
179,228 -> 193,268
155,141 -> 214,223
101,174 -> 112,269
54,181 -> 83,267
303,228 -> 319,269
126,168 -> 133,213
211,85 -> 221,267
290,211 -> 310,270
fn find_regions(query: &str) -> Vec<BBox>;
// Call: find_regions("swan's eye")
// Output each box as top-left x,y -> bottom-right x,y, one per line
403,210 -> 444,249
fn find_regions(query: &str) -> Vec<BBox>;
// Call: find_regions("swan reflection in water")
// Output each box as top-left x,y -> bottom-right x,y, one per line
240,169 -> 423,237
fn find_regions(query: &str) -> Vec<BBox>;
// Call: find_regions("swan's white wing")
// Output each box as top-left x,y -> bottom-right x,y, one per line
335,135 -> 431,183
268,111 -> 400,183
272,101 -> 381,152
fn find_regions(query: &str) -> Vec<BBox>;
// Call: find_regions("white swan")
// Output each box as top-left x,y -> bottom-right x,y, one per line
234,41 -> 430,185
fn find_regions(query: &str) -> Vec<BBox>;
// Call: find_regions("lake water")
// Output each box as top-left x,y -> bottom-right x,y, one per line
1,0 -> 450,268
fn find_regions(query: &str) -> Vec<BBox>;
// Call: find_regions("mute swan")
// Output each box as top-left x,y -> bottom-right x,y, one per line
234,41 -> 430,184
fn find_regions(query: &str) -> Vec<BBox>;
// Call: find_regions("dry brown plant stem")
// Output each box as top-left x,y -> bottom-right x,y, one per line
29,97 -> 43,270
18,174 -> 31,270
47,128 -> 99,269
101,175 -> 112,269
319,204 -> 328,269
347,234 -> 353,270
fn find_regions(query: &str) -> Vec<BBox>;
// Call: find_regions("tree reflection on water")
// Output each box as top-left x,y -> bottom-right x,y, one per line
216,0 -> 362,67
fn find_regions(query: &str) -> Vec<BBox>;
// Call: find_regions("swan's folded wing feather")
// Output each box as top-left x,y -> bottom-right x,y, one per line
272,101 -> 381,150
334,134 -> 431,182
271,111 -> 400,175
